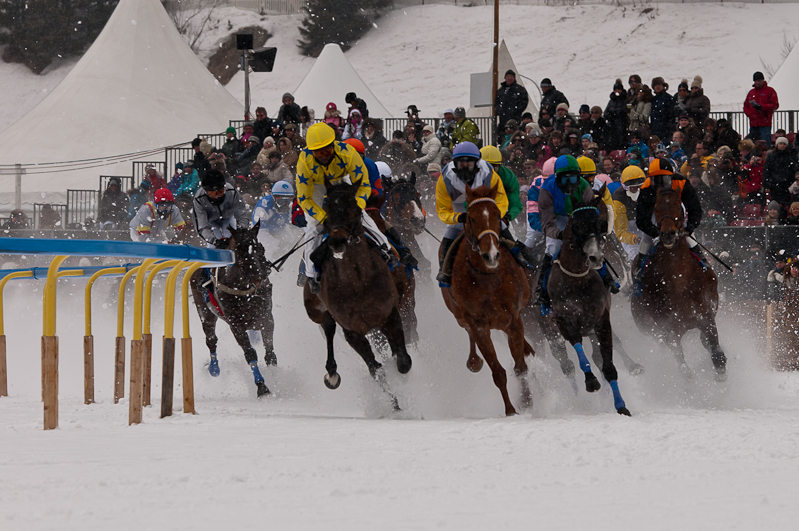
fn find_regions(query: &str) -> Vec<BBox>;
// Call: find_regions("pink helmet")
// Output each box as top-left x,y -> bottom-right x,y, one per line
542,156 -> 556,177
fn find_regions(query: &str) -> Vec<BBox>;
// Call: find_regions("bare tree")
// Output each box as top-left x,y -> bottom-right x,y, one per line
161,0 -> 224,52
761,31 -> 797,79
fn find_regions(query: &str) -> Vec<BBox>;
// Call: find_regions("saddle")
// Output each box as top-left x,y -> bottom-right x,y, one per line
310,233 -> 403,273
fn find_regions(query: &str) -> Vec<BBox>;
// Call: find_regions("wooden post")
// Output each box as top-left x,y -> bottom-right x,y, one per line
114,336 -> 125,404
83,335 -> 94,404
0,335 -> 7,397
181,338 -> 195,414
129,339 -> 145,425
143,333 -> 152,407
160,337 -> 176,418
42,336 -> 58,430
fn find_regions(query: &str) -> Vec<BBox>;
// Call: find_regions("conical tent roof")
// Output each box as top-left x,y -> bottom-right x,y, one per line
767,49 -> 799,110
0,0 -> 242,205
293,44 -> 392,119
469,40 -> 539,118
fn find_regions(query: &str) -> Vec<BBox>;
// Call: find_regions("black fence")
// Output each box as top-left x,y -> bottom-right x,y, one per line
100,175 -> 134,194
66,190 -> 99,228
32,203 -> 68,230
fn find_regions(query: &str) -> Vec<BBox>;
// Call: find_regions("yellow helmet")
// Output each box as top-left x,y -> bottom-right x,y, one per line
306,123 -> 336,151
621,165 -> 646,185
576,156 -> 596,176
479,145 -> 502,165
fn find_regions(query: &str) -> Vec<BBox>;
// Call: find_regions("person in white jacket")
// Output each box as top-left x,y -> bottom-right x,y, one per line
341,109 -> 364,140
413,125 -> 442,168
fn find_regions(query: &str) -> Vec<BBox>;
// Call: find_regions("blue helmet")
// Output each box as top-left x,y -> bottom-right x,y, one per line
271,181 -> 294,196
554,155 -> 580,176
451,141 -> 481,160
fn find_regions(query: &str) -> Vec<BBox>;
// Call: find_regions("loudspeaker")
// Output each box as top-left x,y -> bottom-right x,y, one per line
250,47 -> 277,73
236,33 -> 253,50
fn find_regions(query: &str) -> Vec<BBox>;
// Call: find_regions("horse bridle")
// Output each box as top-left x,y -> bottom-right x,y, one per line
463,197 -> 500,253
656,189 -> 684,240
560,206 -> 604,276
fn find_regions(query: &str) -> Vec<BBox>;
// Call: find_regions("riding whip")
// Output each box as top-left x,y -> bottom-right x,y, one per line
424,227 -> 442,243
269,234 -> 314,272
692,239 -> 733,272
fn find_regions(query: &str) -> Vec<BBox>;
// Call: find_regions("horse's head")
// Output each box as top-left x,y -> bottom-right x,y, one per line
464,183 -> 501,269
229,221 -> 269,287
569,195 -> 608,270
324,178 -> 364,258
655,188 -> 683,248
388,178 -> 426,235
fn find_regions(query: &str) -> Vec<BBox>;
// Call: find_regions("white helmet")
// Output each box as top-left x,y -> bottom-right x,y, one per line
375,161 -> 392,180
271,181 -> 294,196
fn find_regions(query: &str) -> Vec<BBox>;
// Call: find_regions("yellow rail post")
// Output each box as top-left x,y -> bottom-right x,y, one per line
180,262 -> 208,415
129,258 -> 158,425
41,256 -> 68,430
83,267 -> 126,405
160,261 -> 191,418
0,271 -> 33,397
141,260 -> 181,408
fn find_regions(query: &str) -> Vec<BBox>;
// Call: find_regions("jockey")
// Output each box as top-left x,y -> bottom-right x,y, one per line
343,138 -> 383,198
612,165 -> 646,261
633,157 -> 704,289
435,141 -> 509,285
296,123 -> 408,294
129,188 -> 187,243
253,180 -> 295,235
193,169 -> 251,248
525,157 -> 556,252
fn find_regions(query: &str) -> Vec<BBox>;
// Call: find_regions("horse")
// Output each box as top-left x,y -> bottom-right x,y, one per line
364,193 -> 419,346
303,178 -> 412,409
384,173 -> 432,282
190,222 -> 275,397
440,184 -> 534,416
546,196 -> 631,416
631,188 -> 727,380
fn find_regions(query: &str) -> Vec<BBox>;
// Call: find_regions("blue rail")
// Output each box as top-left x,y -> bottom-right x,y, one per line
0,262 -> 145,280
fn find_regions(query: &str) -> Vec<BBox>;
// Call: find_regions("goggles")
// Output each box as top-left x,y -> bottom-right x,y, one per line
557,173 -> 580,186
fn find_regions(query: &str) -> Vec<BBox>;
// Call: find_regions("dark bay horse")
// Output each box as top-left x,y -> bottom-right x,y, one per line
303,179 -> 412,409
632,188 -> 727,380
441,184 -> 534,416
190,222 -> 275,397
384,174 -> 432,282
547,197 -> 631,416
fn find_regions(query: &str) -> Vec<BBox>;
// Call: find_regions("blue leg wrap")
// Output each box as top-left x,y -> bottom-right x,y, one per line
208,352 -> 220,377
610,380 -> 627,411
249,361 -> 264,384
574,343 -> 592,374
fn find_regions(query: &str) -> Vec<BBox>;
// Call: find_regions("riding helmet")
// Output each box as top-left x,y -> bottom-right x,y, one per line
452,141 -> 481,160
576,156 -> 597,177
271,181 -> 294,196
451,141 -> 481,184
479,145 -> 503,165
306,122 -> 336,151
375,161 -> 393,180
647,157 -> 675,189
554,155 -> 581,195
621,166 -> 646,187
153,188 -> 174,204
343,138 -> 365,154
201,169 -> 226,191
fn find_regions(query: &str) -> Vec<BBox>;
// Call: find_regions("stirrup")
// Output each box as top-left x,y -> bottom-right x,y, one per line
436,270 -> 451,288
380,244 -> 399,268
308,277 -> 321,294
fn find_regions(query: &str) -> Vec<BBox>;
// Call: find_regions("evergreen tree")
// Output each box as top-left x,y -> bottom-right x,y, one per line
0,0 -> 118,74
297,0 -> 392,58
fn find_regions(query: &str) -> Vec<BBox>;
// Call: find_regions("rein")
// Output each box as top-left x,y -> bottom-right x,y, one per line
464,197 -> 500,251
553,258 -> 590,277
217,282 -> 257,296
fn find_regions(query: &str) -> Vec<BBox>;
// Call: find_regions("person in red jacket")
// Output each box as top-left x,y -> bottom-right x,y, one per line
744,71 -> 779,146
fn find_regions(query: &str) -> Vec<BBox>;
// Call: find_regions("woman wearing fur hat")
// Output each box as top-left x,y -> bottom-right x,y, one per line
604,79 -> 629,151
628,84 -> 653,133
685,76 -> 711,128
342,108 -> 364,140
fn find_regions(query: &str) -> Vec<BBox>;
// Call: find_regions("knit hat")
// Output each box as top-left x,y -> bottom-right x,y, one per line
422,124 -> 434,134
579,104 -> 590,114
690,76 -> 703,89
540,78 -> 552,87
776,136 -> 789,146
175,162 -> 184,170
678,79 -> 689,91
264,136 -> 275,145
427,163 -> 441,173
284,123 -> 298,131
526,124 -> 542,137
582,133 -> 593,142
651,76 -> 668,90
505,69 -> 516,77
768,201 -> 781,212
753,71 -> 765,81
505,119 -> 519,129
248,136 -> 260,145
453,107 -> 466,118
225,126 -> 236,136
282,92 -> 294,102
613,78 -> 624,91
556,103 -> 569,112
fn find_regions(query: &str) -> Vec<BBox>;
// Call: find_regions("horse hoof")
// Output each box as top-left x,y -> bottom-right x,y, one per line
256,382 -> 271,398
585,373 -> 601,393
324,372 -> 341,390
396,354 -> 412,375
505,408 -> 518,417
467,356 -> 483,373
617,407 -> 632,417
628,363 -> 645,376
208,358 -> 220,377
264,350 -> 277,366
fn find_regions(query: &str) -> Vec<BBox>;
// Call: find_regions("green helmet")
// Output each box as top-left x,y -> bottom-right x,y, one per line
554,155 -> 580,175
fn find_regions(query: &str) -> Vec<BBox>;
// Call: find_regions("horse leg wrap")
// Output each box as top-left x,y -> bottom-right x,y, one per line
249,361 -> 264,384
208,352 -> 220,377
574,343 -> 592,374
610,380 -> 627,411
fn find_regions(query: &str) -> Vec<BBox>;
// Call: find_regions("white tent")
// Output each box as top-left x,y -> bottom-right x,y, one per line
768,48 -> 799,110
292,43 -> 392,119
0,0 -> 242,207
468,40 -> 539,119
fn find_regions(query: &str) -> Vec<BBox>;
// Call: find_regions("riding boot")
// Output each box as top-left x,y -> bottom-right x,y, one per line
385,226 -> 418,268
436,237 -> 455,286
536,254 -> 553,315
500,226 -> 533,269
632,252 -> 647,298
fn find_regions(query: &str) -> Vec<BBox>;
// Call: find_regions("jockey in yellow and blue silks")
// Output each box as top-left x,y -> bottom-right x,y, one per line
296,123 -> 398,293
434,141 -> 509,285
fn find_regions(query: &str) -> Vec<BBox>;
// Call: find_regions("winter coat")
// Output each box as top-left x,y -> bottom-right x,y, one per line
585,117 -> 607,151
604,92 -> 629,151
324,110 -> 345,136
98,180 -> 130,226
176,169 -> 200,197
495,80 -> 529,126
192,184 -> 250,243
262,161 -> 293,186
628,85 -> 653,132
744,82 -> 779,127
414,134 -> 442,167
221,138 -> 243,161
129,202 -> 185,242
450,118 -> 480,148
553,112 -> 577,133
256,146 -> 278,169
364,128 -> 387,161
235,144 -> 261,175
277,139 -> 299,172
253,118 -> 272,142
341,119 -> 363,140
684,88 -> 711,127
717,127 -> 741,156
677,121 -> 702,156
763,147 -> 799,204
539,86 -> 569,117
650,90 -> 675,140
278,102 -> 302,125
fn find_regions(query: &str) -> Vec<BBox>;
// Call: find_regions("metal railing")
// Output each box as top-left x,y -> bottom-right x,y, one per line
212,0 -> 307,13
132,161 -> 166,188
66,190 -> 99,228
32,203 -> 68,231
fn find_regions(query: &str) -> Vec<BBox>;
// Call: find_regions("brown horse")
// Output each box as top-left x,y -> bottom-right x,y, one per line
303,178 -> 412,409
632,188 -> 727,380
384,175 -> 432,282
440,184 -> 534,416
546,196 -> 631,415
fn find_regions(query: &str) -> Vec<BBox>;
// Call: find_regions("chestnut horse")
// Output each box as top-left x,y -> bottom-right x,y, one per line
303,179 -> 412,409
546,197 -> 631,416
632,188 -> 727,380
384,175 -> 432,282
441,184 -> 534,416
